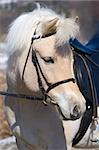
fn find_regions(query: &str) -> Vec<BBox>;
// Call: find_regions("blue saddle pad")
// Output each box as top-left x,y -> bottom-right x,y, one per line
70,34 -> 99,105
70,34 -> 99,54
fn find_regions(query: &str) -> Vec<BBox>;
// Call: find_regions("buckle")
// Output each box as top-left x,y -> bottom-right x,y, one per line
90,116 -> 99,144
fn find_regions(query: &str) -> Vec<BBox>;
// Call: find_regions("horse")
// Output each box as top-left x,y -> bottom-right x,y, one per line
4,6 -> 86,150
63,34 -> 99,150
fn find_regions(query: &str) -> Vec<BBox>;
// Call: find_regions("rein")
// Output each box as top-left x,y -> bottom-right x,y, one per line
0,91 -> 43,101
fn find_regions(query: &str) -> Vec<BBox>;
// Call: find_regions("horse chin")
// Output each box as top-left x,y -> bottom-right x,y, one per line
57,105 -> 81,121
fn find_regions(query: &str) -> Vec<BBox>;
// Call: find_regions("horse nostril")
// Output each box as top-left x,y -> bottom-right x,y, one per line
70,105 -> 81,120
73,105 -> 80,117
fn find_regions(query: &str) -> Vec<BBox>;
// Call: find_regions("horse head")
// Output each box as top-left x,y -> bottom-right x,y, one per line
6,7 -> 86,120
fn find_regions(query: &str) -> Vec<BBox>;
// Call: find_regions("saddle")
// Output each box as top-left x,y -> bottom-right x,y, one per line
71,34 -> 99,106
69,34 -> 99,145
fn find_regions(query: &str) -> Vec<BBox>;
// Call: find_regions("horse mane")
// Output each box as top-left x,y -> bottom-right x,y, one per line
6,6 -> 79,56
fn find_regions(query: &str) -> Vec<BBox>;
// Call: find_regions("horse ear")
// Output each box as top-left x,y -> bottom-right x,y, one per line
74,16 -> 79,24
42,18 -> 59,36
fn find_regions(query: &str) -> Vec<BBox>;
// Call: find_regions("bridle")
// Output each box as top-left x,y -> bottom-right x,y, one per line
0,33 -> 75,106
22,34 -> 75,104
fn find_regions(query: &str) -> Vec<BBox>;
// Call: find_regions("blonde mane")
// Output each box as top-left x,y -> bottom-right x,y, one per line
6,7 -> 79,56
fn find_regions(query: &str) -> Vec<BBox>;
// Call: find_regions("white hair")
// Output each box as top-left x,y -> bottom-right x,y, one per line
6,7 -> 79,56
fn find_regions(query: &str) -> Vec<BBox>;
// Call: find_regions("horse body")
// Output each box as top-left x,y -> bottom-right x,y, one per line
5,7 -> 86,149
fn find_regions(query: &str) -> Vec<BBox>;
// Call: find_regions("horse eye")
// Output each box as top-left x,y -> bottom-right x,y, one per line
42,57 -> 54,64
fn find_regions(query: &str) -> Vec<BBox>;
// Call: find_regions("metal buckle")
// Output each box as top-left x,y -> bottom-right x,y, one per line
90,116 -> 99,144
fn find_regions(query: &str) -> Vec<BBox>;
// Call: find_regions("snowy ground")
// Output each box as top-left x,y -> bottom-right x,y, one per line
0,136 -> 18,150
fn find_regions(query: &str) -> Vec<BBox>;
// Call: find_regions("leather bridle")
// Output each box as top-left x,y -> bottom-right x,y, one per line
0,34 -> 75,106
22,35 -> 75,104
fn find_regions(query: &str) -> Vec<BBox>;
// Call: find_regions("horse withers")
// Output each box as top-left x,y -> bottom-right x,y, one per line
4,7 -> 86,149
